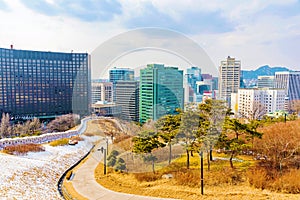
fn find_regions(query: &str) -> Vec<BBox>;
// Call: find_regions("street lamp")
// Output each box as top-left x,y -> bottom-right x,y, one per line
199,151 -> 204,195
98,147 -> 107,175
105,137 -> 109,155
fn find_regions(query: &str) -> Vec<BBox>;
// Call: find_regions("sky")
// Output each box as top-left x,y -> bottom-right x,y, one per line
0,0 -> 299,76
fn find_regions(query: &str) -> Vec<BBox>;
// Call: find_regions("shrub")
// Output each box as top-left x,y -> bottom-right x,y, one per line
110,150 -> 119,156
248,167 -> 300,193
175,170 -> 199,187
84,132 -> 96,137
117,157 -> 125,163
71,136 -> 84,141
247,167 -> 271,190
134,172 -> 161,182
114,134 -> 132,144
115,162 -> 126,172
3,144 -> 45,155
49,138 -> 69,146
107,156 -> 116,167
272,169 -> 300,193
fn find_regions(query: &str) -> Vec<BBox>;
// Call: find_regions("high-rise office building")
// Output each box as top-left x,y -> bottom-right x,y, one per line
139,64 -> 184,123
275,71 -> 300,101
218,56 -> 241,107
185,67 -> 202,102
257,76 -> 275,88
115,81 -> 139,122
109,67 -> 134,101
0,47 -> 90,119
91,81 -> 113,103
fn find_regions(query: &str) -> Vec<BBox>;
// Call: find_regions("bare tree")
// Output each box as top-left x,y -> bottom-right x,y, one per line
45,114 -> 79,133
0,113 -> 12,138
240,101 -> 266,120
290,100 -> 300,115
29,118 -> 42,135
255,120 -> 300,170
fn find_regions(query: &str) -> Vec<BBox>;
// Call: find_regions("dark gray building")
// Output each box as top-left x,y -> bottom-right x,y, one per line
115,81 -> 139,122
0,47 -> 90,119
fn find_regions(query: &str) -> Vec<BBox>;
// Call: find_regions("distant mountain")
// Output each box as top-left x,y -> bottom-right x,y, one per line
242,65 -> 290,80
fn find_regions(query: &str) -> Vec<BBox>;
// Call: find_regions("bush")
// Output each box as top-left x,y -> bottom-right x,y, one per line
114,134 -> 132,144
248,167 -> 300,193
175,170 -> 199,187
3,144 -> 45,155
115,162 -> 126,172
107,156 -> 116,167
117,157 -> 125,163
247,167 -> 271,190
110,150 -> 119,156
71,136 -> 84,141
49,138 -> 69,146
272,169 -> 300,193
84,132 -> 96,137
134,172 -> 161,182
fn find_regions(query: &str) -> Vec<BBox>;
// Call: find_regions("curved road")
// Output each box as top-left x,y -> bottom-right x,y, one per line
72,134 -> 173,199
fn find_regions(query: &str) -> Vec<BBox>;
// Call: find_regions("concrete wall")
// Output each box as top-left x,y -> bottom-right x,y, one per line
0,117 -> 91,150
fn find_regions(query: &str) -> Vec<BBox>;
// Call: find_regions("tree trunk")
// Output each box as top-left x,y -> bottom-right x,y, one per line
191,150 -> 194,157
207,150 -> 210,171
209,145 -> 213,161
168,143 -> 172,165
229,151 -> 235,168
186,149 -> 190,169
152,159 -> 155,173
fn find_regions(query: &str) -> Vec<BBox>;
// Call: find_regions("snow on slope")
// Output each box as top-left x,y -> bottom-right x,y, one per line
0,136 -> 100,200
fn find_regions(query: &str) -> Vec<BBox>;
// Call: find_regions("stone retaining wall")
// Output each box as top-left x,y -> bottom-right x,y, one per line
0,117 -> 91,150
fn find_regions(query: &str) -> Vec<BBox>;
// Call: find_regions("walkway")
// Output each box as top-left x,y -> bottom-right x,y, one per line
71,139 -> 172,200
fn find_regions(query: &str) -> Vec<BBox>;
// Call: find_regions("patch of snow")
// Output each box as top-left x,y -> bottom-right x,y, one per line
0,136 -> 101,199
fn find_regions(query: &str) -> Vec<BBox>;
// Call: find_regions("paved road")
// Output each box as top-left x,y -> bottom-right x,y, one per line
71,139 -> 172,200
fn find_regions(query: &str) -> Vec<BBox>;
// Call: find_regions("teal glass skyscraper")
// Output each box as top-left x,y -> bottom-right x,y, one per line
139,64 -> 184,123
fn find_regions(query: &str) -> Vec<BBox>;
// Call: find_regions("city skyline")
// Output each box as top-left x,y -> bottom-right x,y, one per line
0,0 -> 299,72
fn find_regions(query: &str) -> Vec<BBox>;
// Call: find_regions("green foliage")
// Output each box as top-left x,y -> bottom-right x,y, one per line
132,130 -> 165,154
114,162 -> 126,172
110,150 -> 119,156
218,118 -> 262,168
117,157 -> 125,163
107,156 -> 116,167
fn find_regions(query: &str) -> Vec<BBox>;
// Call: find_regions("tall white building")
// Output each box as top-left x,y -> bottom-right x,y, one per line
91,82 -> 113,104
235,88 -> 285,119
219,56 -> 241,107
275,71 -> 300,101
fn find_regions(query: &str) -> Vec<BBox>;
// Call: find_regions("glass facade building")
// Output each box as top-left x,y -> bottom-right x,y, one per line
109,67 -> 134,101
275,71 -> 300,101
115,81 -> 139,122
0,47 -> 90,119
139,64 -> 184,123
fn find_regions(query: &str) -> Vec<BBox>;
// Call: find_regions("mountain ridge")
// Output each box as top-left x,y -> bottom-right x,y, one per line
242,65 -> 290,79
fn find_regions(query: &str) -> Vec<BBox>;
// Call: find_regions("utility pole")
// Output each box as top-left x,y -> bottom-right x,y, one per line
98,147 -> 107,175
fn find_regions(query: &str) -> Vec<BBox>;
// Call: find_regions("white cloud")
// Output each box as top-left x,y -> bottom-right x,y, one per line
0,0 -> 299,71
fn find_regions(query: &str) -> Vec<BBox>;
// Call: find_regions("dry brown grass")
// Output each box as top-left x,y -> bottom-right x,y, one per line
83,120 -> 106,137
71,135 -> 84,141
248,167 -> 300,194
49,138 -> 69,147
63,180 -> 88,200
3,144 -> 45,155
95,163 -> 300,200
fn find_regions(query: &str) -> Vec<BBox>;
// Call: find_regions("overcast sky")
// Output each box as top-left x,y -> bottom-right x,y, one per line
0,0 -> 299,74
